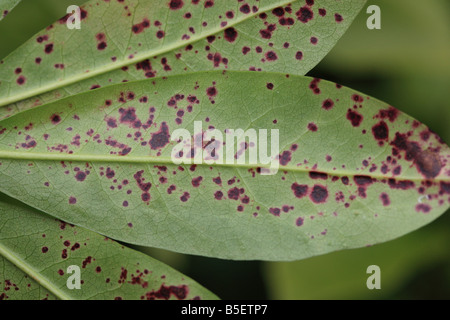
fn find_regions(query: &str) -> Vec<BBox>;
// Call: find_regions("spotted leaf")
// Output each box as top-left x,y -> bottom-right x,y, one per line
0,193 -> 218,300
0,0 -> 21,21
0,71 -> 449,260
0,0 -> 366,119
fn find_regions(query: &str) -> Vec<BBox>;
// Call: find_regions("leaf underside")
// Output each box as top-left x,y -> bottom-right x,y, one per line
0,0 -> 366,119
0,71 -> 449,260
0,194 -> 218,300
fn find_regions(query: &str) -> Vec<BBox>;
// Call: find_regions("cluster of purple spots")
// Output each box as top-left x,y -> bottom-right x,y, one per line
309,78 -> 321,94
309,171 -> 328,180
224,27 -> 238,42
180,191 -> 190,202
96,33 -> 107,50
142,284 -> 188,300
134,170 -> 152,202
105,137 -> 132,156
291,183 -> 328,204
375,106 -> 399,123
279,150 -> 292,166
296,5 -> 313,24
346,109 -> 363,127
18,135 -> 37,149
354,175 -> 374,198
71,134 -> 81,146
127,269 -> 150,289
391,132 -> 443,179
149,122 -> 171,150
191,176 -> 203,187
132,18 -> 150,34
216,184 -> 250,211
270,6 -> 295,26
74,167 -> 90,182
415,203 -> 431,214
161,57 -> 172,71
212,176 -> 222,185
207,52 -> 228,68
269,205 -> 294,217
44,43 -> 54,54
118,107 -> 142,128
118,267 -> 128,284
135,59 -> 157,78
260,23 -> 276,39
380,192 -> 390,206
82,256 -> 93,269
387,178 -> 415,190
167,184 -> 176,194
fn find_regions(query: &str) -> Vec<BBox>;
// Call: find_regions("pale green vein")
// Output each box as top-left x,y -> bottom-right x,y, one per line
0,150 -> 447,182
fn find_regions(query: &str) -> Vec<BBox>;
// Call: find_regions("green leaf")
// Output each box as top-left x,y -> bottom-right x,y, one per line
0,0 -> 366,119
0,0 -> 21,21
0,71 -> 449,260
0,193 -> 218,300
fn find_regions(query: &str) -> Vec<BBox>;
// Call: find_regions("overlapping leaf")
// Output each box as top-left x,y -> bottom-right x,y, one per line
0,0 -> 366,119
0,0 -> 21,21
0,193 -> 217,300
0,71 -> 449,260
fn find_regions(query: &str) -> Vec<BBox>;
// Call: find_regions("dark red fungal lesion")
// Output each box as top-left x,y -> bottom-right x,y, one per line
380,193 -> 390,206
346,109 -> 363,127
240,4 -> 250,14
416,204 -> 431,214
50,114 -> 61,124
180,192 -> 190,202
44,43 -> 54,54
309,78 -> 321,94
95,32 -> 107,50
149,122 -> 170,150
279,150 -> 291,165
376,106 -> 398,122
75,170 -> 88,182
309,171 -> 328,180
307,122 -> 318,132
388,178 -> 415,190
322,99 -> 334,110
143,284 -> 188,300
265,51 -> 278,61
296,6 -> 313,23
16,76 -> 26,85
310,185 -> 328,203
291,183 -> 308,199
224,27 -> 238,42
372,121 -> 389,142
269,207 -> 281,216
391,132 -> 443,179
132,18 -> 150,34
191,176 -> 203,187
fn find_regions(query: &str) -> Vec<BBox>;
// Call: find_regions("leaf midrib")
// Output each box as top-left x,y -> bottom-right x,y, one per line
0,241 -> 72,300
0,150 -> 448,182
0,0 -> 297,108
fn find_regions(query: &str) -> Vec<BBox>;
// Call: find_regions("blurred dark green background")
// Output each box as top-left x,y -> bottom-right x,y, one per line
1,0 -> 449,299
